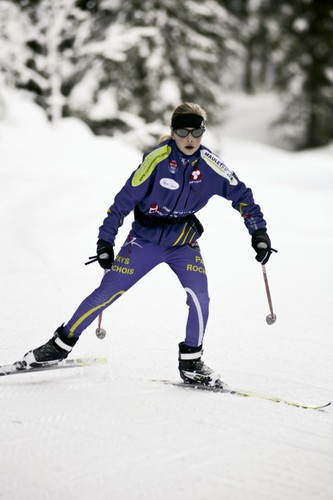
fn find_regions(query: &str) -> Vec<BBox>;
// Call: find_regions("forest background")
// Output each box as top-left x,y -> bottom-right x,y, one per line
1,0 -> 332,151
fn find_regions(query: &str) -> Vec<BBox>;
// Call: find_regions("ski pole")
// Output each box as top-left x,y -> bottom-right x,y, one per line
261,264 -> 277,325
95,270 -> 107,339
96,310 -> 106,339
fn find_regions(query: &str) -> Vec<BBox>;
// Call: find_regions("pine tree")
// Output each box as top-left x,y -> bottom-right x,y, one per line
15,0 -> 94,123
220,0 -> 272,93
266,0 -> 333,149
1,0 -> 240,142
0,1 -> 33,89
67,0 -> 238,140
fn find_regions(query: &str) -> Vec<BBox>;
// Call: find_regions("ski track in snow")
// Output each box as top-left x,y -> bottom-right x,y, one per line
0,90 -> 333,500
1,366 -> 332,500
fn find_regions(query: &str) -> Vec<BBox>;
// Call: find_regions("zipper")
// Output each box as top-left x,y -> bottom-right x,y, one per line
157,161 -> 189,245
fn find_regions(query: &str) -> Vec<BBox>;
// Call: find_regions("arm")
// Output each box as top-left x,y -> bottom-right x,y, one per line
224,173 -> 267,235
98,171 -> 150,246
224,175 -> 276,263
228,175 -> 278,263
201,147 -> 266,235
98,142 -> 172,245
201,147 -> 276,264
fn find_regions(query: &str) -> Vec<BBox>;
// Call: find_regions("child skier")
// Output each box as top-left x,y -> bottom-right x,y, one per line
23,102 -> 275,386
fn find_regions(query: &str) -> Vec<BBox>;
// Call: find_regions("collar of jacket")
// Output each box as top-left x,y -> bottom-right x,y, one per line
172,140 -> 202,166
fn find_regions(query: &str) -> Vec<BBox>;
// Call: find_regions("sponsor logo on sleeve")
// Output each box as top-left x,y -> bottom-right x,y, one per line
201,149 -> 238,185
132,145 -> 171,187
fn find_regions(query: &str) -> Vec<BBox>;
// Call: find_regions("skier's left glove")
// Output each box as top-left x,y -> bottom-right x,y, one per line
251,229 -> 277,265
85,239 -> 114,269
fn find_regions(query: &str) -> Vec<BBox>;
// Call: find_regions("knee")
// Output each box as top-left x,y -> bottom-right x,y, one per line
185,287 -> 210,314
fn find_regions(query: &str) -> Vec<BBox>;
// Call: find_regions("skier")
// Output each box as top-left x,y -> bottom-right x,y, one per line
23,102 -> 275,386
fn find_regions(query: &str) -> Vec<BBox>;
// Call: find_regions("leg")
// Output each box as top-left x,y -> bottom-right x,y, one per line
64,235 -> 164,339
23,234 -> 164,366
166,243 -> 222,386
166,242 -> 210,347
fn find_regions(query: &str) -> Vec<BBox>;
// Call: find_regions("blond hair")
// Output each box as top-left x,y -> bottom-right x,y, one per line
158,102 -> 208,144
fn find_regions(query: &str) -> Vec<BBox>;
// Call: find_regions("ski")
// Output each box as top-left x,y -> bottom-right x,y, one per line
154,380 -> 331,411
0,357 -> 107,376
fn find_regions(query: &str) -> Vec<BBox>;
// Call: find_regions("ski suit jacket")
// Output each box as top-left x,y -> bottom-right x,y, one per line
98,139 -> 266,247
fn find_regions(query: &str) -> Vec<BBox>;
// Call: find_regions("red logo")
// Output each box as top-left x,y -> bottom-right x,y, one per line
190,168 -> 202,183
169,160 -> 178,174
149,203 -> 160,214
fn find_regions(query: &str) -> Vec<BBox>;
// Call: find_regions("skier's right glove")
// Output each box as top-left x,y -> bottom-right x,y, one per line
96,239 -> 114,269
85,239 -> 114,269
251,229 -> 277,265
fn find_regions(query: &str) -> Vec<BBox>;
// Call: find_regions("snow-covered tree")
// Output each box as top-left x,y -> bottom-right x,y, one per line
14,0 -> 93,122
0,1 -> 33,88
67,0 -> 239,141
265,0 -> 333,149
220,0 -> 273,93
5,0 -> 331,150
3,0 -> 238,140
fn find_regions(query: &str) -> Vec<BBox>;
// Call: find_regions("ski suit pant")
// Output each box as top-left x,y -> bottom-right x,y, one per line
63,233 -> 210,347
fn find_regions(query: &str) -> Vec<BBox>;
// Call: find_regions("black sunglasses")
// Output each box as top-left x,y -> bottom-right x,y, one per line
173,128 -> 205,138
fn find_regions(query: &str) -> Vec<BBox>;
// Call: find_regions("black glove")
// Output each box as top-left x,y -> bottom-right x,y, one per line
85,239 -> 114,268
96,239 -> 114,269
251,229 -> 276,265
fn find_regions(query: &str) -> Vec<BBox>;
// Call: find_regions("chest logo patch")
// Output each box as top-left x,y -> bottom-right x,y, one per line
169,160 -> 178,174
189,168 -> 202,184
160,178 -> 180,190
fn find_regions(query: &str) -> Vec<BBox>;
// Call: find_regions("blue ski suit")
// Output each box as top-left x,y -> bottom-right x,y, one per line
63,139 -> 266,346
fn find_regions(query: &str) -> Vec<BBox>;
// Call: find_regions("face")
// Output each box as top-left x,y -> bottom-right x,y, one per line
172,128 -> 204,155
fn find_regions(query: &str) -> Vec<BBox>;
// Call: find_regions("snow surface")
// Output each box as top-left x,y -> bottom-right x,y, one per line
0,89 -> 333,500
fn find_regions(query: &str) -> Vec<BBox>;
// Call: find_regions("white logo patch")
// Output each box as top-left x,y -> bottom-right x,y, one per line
160,178 -> 180,190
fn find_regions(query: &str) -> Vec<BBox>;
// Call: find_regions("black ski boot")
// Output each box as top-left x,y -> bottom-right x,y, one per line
178,342 -> 223,387
23,325 -> 77,368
